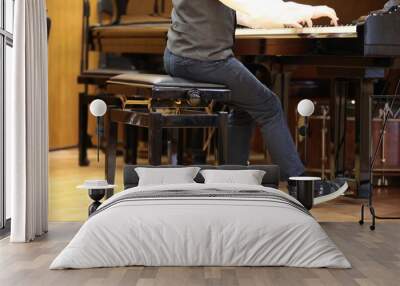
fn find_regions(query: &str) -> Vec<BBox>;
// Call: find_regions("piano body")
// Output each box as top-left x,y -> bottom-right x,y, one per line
82,0 -> 400,196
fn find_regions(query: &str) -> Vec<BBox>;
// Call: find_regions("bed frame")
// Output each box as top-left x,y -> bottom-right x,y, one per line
123,165 -> 280,189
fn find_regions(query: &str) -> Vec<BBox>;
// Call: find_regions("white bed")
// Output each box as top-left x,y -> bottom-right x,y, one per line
50,182 -> 351,269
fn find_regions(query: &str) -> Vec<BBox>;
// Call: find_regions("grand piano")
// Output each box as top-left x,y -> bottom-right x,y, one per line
80,0 -> 400,197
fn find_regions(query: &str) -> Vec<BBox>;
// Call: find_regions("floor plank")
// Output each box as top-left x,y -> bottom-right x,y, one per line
1,222 -> 400,286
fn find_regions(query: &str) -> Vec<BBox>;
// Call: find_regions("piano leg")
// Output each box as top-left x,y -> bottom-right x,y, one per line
354,79 -> 373,198
271,65 -> 292,118
148,112 -> 163,166
329,79 -> 349,179
78,92 -> 90,166
271,70 -> 291,116
282,72 -> 291,116
105,115 -> 118,198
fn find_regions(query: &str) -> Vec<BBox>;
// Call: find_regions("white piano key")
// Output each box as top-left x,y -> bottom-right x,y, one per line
235,25 -> 357,39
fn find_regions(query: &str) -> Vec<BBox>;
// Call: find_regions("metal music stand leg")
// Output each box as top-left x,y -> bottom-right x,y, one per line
370,204 -> 376,231
359,204 -> 364,225
359,90 -> 400,231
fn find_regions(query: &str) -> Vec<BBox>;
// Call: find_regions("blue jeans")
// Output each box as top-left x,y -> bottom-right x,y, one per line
164,49 -> 305,180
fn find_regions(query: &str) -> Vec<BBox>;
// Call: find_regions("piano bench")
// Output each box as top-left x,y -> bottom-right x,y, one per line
105,108 -> 229,185
107,73 -> 231,109
104,73 -> 231,180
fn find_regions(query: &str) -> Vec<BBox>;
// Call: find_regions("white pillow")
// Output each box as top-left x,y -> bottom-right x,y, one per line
135,167 -> 201,186
200,169 -> 266,185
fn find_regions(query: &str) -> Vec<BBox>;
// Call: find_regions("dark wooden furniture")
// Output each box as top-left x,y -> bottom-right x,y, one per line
105,74 -> 231,187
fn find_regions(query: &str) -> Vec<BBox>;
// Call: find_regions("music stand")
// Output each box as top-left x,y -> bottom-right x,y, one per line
359,81 -> 400,230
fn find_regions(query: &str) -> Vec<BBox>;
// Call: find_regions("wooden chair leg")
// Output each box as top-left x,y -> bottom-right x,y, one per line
148,112 -> 163,165
79,92 -> 90,166
105,115 -> 118,198
218,112 -> 229,165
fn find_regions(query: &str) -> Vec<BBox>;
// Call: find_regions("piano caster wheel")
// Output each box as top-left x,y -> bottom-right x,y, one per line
359,220 -> 364,225
370,225 -> 375,231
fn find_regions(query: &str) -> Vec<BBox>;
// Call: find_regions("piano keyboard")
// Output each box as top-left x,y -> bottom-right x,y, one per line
236,25 -> 357,39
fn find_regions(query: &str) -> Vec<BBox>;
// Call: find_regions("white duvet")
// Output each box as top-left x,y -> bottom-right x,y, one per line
50,183 -> 351,269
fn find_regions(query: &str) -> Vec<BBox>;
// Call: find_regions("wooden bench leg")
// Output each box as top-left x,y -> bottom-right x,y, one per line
105,115 -> 118,198
124,125 -> 138,165
168,129 -> 184,165
218,112 -> 229,165
148,112 -> 163,165
79,92 -> 89,166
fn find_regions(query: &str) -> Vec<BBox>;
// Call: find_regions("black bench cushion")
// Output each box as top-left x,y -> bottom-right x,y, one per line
123,165 -> 280,190
108,73 -> 228,89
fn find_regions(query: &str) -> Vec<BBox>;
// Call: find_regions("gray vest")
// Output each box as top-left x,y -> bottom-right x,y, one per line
167,0 -> 236,61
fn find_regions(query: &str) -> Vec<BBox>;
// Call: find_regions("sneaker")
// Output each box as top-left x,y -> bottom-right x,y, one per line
313,178 -> 348,205
287,178 -> 348,205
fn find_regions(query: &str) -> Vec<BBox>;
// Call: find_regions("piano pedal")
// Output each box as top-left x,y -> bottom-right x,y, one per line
376,176 -> 389,187
382,176 -> 389,187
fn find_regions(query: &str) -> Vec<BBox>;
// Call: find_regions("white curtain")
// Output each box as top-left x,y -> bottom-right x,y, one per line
8,0 -> 49,242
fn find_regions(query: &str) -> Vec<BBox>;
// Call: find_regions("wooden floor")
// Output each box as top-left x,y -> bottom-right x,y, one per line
1,148 -> 399,285
49,148 -> 400,222
1,222 -> 400,286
